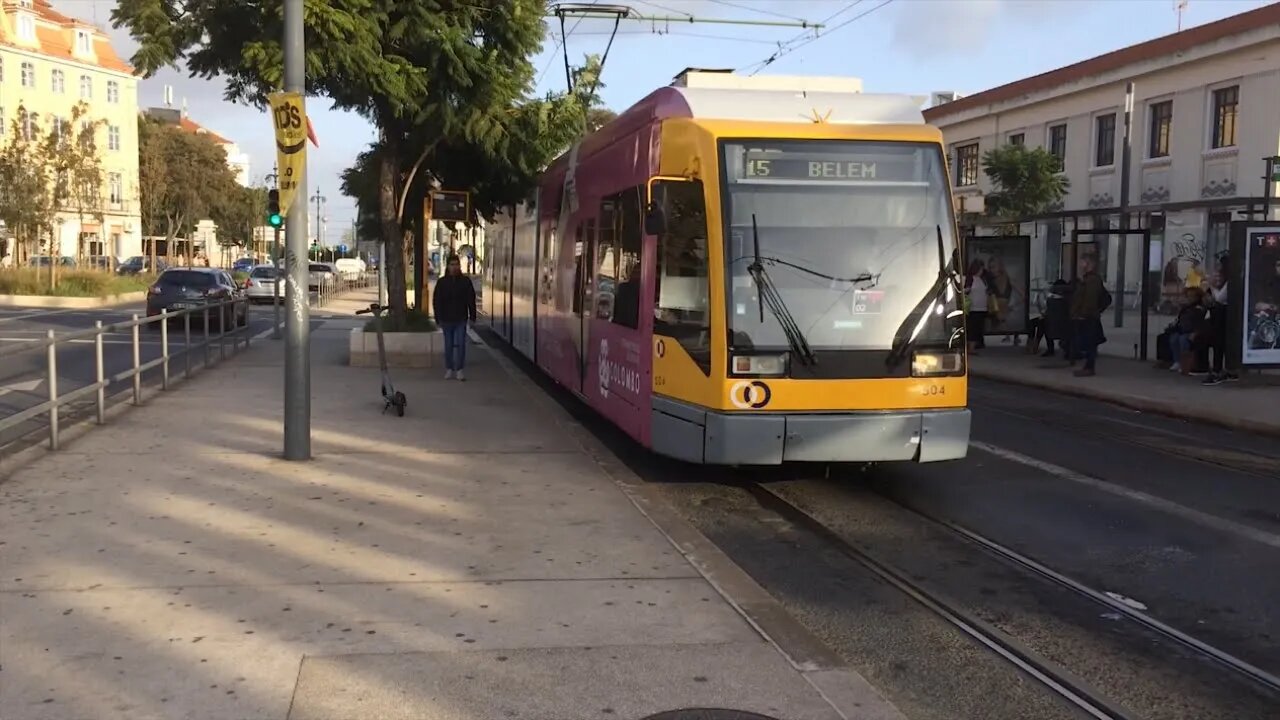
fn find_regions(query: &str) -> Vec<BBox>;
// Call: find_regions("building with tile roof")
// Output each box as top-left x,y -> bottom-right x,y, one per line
1,0 -> 143,263
145,105 -> 252,188
925,2 -> 1279,311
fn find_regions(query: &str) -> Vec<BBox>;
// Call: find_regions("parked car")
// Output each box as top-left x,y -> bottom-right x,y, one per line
118,256 -> 170,275
28,255 -> 76,268
243,264 -> 280,304
85,255 -> 117,272
232,257 -> 257,274
309,262 -> 336,291
146,268 -> 248,328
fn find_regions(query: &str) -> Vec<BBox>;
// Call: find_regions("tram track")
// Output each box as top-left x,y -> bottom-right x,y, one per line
747,481 -> 1135,720
744,477 -> 1280,720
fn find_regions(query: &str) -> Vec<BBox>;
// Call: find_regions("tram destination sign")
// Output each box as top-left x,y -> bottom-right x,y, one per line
736,148 -> 923,184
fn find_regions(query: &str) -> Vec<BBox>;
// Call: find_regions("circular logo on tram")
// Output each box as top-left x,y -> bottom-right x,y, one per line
729,380 -> 772,409
598,338 -> 610,398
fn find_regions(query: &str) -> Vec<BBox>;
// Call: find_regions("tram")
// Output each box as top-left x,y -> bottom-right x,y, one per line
483,72 -> 970,465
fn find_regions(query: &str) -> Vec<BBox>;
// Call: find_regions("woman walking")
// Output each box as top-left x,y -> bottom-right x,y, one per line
965,259 -> 991,352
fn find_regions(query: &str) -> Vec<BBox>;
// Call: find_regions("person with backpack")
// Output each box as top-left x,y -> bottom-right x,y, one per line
1069,254 -> 1110,377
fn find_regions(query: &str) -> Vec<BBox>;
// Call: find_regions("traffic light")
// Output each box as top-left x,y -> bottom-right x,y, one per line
267,189 -> 283,228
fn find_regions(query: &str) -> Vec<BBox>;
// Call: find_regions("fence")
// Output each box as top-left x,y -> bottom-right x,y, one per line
0,271 -> 377,463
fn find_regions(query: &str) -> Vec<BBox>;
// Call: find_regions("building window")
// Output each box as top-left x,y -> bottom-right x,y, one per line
1094,113 -> 1116,167
21,111 -> 38,141
51,69 -> 65,94
80,75 -> 93,99
21,61 -> 36,88
1048,124 -> 1067,169
109,173 -> 123,206
1148,100 -> 1172,158
1008,133 -> 1025,146
108,125 -> 120,151
955,143 -> 979,187
18,14 -> 36,41
76,31 -> 92,55
0,107 -> 5,137
107,81 -> 120,103
1211,86 -> 1238,149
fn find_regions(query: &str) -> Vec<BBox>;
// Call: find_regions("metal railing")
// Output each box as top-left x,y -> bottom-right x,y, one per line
0,298 -> 256,453
312,271 -> 377,308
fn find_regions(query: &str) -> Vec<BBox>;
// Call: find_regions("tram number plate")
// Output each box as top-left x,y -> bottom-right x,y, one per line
921,384 -> 946,396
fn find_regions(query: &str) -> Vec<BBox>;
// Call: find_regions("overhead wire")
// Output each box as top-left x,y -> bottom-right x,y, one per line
740,0 -> 896,75
707,0 -> 811,23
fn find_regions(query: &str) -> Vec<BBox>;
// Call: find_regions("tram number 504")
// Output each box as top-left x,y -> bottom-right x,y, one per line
921,384 -> 946,396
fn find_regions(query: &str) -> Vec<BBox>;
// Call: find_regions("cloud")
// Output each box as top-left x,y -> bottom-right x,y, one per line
888,0 -> 1080,58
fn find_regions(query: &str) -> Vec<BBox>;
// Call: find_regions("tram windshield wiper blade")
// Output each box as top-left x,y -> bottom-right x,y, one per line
885,225 -> 957,368
748,214 -> 817,366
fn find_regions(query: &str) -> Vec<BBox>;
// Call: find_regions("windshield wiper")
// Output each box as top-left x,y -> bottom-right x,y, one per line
748,214 -> 817,366
885,224 -> 959,368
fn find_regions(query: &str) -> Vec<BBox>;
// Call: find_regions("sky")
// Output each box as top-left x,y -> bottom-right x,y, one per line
50,0 -> 1275,245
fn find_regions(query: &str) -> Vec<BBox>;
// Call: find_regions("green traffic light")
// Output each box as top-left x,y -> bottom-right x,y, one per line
268,213 -> 283,228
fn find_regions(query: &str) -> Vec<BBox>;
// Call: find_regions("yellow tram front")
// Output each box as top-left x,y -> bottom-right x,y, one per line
648,119 -> 970,465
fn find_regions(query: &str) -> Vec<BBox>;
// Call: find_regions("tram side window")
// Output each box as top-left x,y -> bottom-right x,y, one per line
602,187 -> 642,329
595,201 -> 617,320
653,180 -> 710,372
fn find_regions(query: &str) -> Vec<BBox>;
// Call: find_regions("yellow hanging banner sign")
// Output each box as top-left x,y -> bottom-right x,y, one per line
268,92 -> 308,218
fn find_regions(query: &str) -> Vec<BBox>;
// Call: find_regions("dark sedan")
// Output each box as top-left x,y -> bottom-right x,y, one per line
145,268 -> 248,328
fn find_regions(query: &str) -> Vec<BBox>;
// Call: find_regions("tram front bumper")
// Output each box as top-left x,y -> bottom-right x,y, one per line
651,398 -> 971,465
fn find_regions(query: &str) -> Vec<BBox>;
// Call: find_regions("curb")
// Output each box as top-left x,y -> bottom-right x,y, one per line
0,291 -> 146,309
472,327 -> 906,720
970,368 -> 1280,439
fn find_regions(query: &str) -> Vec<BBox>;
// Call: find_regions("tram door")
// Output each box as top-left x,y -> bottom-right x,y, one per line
571,218 -> 597,393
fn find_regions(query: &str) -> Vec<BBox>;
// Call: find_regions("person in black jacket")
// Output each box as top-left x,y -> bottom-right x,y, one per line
432,254 -> 477,380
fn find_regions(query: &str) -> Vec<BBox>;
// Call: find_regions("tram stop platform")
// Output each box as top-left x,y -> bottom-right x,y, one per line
969,346 -> 1280,438
0,288 -> 902,720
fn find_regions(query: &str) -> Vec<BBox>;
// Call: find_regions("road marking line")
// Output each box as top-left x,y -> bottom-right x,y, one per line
971,440 -> 1280,550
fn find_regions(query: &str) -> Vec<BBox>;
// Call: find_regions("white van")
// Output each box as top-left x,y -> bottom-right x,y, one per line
334,258 -> 367,279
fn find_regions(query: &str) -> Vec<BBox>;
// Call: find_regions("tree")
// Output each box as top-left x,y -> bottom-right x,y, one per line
980,144 -> 1070,229
48,102 -> 107,263
0,107 -> 59,269
136,116 -> 242,255
113,0 -> 551,326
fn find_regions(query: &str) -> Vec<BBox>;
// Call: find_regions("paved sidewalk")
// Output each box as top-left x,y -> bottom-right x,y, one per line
0,290 -> 900,720
970,346 -> 1280,437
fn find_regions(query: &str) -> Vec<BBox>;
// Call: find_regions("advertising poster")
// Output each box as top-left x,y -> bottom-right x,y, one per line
967,236 -> 1031,335
1242,227 -> 1280,366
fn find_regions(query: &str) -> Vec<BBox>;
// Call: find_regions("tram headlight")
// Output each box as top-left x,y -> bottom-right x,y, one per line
911,351 -> 963,377
732,354 -> 788,376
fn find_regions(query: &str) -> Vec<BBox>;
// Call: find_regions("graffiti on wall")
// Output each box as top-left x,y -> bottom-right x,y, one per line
1161,231 -> 1207,296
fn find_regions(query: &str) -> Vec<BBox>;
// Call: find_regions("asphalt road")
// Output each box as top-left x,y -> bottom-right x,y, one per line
0,300 -> 318,458
485,334 -> 1280,720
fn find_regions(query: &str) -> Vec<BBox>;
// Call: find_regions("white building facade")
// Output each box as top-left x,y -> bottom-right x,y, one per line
924,4 -> 1280,301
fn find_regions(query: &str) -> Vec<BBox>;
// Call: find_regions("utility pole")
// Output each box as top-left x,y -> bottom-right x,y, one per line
283,0 -> 310,460
1115,82 -> 1134,329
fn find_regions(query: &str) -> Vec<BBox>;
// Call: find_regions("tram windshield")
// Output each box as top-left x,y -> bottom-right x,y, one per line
721,140 -> 959,352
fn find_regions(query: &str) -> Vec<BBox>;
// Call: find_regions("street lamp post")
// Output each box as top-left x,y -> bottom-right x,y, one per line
311,189 -> 326,257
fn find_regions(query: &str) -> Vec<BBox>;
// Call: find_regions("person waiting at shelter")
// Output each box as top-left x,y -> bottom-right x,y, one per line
433,254 -> 477,381
1028,279 -> 1070,358
1069,255 -> 1108,377
1156,287 -> 1207,374
1198,257 -> 1238,384
964,259 -> 990,352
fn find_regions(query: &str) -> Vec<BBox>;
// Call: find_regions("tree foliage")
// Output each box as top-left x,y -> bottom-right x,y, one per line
136,116 -> 243,245
980,144 -> 1070,224
51,102 -> 109,262
113,0 -> 552,324
0,106 -> 59,263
